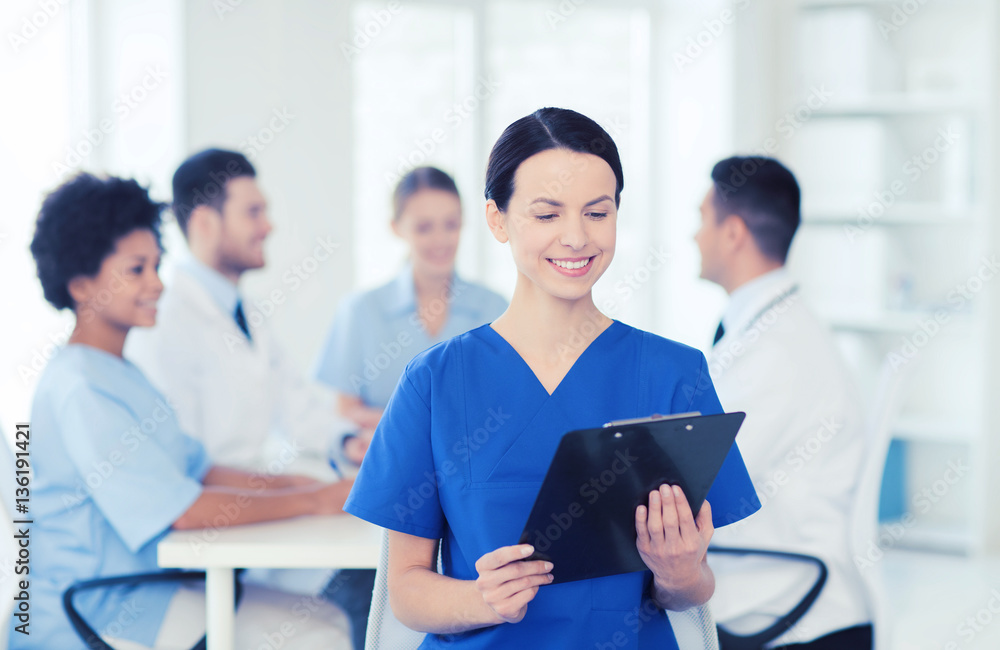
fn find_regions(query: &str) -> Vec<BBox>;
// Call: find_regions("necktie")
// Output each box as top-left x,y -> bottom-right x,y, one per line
234,300 -> 252,341
712,321 -> 725,346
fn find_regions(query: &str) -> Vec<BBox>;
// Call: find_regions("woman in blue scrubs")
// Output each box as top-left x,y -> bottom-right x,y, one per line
314,166 -> 507,464
22,174 -> 353,649
345,108 -> 761,649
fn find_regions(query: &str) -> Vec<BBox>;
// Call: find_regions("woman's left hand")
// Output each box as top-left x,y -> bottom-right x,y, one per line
635,484 -> 713,598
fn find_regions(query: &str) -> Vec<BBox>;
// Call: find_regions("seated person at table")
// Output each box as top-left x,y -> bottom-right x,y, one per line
125,148 -> 371,648
314,166 -> 507,463
20,173 -> 353,650
126,148 -> 356,472
344,107 -> 760,648
695,157 -> 870,648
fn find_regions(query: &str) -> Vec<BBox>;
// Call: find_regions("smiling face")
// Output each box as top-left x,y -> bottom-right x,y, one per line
69,228 -> 164,331
393,188 -> 462,279
487,148 -> 617,302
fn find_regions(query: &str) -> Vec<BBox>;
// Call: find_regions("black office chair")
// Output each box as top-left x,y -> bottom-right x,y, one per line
708,546 -> 828,650
63,569 -> 245,650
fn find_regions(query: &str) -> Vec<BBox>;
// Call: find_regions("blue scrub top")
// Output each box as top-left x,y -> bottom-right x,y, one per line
313,265 -> 508,408
15,345 -> 211,650
345,322 -> 761,649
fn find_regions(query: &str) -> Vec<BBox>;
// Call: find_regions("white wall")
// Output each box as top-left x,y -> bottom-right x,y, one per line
183,0 -> 355,372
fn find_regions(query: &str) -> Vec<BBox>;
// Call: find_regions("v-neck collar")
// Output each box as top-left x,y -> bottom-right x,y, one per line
481,320 -> 623,398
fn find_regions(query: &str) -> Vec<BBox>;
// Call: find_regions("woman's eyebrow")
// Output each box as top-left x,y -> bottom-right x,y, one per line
529,195 -> 613,208
530,197 -> 563,207
585,195 -> 614,207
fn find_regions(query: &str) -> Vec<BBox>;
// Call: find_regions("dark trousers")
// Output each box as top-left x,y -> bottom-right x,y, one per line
320,569 -> 377,650
770,624 -> 873,650
721,624 -> 873,650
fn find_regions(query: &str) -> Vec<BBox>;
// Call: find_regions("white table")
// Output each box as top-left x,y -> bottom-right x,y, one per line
158,514 -> 381,650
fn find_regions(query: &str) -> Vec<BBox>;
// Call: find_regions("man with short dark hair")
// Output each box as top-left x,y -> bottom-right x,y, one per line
129,148 -> 353,468
696,156 -> 873,649
127,148 -> 370,648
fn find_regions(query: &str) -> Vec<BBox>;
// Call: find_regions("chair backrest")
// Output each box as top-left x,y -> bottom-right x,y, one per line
849,356 -> 910,650
364,528 -> 430,650
365,528 -> 719,650
1,430 -> 19,650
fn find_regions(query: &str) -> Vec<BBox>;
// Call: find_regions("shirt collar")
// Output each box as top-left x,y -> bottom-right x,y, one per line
386,262 -> 468,316
722,267 -> 796,334
180,255 -> 241,316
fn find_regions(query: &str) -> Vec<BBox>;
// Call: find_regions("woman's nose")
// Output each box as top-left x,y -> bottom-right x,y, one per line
559,215 -> 588,250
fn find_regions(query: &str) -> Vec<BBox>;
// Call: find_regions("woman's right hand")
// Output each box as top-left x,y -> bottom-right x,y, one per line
474,544 -> 553,624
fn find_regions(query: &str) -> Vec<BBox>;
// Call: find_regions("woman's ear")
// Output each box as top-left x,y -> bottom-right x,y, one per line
67,275 -> 93,308
390,218 -> 402,238
485,200 -> 509,244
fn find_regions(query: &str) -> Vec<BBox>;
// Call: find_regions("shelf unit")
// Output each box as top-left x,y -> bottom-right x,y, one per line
776,0 -> 997,554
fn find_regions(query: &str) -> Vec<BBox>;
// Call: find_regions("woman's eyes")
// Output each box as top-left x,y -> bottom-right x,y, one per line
534,212 -> 608,221
127,262 -> 160,275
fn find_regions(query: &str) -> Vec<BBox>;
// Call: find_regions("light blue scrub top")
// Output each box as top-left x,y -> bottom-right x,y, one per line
16,345 -> 211,650
313,265 -> 508,408
345,322 -> 761,649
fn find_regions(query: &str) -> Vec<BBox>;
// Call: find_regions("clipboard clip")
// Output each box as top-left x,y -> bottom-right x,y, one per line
602,411 -> 701,428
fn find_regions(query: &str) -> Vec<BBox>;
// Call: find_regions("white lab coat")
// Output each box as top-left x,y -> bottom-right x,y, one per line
126,263 -> 357,597
126,264 -> 354,471
707,269 -> 870,646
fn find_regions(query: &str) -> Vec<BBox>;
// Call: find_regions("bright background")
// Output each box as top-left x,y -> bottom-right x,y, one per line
3,1 -> 1000,646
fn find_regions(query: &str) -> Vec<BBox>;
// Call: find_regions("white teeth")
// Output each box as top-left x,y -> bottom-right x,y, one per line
551,258 -> 591,270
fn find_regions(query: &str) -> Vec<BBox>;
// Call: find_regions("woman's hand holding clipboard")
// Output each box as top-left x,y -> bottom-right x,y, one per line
517,411 -> 747,584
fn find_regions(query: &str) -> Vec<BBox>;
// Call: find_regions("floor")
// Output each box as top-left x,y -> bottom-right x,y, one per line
883,549 -> 1000,649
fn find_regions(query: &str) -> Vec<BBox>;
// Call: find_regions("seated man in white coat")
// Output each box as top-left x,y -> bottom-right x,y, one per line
126,148 -> 370,649
695,156 -> 872,649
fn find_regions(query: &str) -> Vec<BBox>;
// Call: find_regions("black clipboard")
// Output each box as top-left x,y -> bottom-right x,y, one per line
517,411 -> 746,584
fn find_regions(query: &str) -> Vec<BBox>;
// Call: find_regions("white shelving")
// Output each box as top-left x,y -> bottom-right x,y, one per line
779,0 -> 997,554
891,416 -> 979,445
812,93 -> 983,116
803,201 -> 980,226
